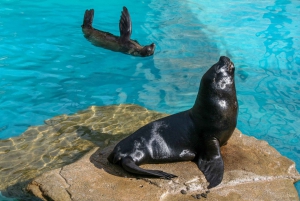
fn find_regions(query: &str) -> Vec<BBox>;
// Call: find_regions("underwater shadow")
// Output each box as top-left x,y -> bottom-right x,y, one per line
74,125 -> 128,148
1,180 -> 43,201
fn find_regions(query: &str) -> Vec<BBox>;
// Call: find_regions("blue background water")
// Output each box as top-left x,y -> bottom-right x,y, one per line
0,0 -> 299,198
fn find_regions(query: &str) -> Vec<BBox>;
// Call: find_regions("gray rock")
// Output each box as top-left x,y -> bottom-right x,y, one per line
27,129 -> 300,201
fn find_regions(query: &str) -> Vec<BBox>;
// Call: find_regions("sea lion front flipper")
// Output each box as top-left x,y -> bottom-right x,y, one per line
119,6 -> 132,42
197,138 -> 224,189
121,156 -> 177,180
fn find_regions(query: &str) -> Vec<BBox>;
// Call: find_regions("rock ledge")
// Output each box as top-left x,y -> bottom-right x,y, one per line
27,129 -> 300,201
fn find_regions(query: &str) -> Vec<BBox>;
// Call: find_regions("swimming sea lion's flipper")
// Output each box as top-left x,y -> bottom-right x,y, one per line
82,9 -> 94,29
197,138 -> 224,189
121,156 -> 177,179
119,6 -> 132,42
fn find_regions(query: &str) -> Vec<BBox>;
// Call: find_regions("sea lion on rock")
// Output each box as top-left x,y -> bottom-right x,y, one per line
107,56 -> 238,188
81,7 -> 155,57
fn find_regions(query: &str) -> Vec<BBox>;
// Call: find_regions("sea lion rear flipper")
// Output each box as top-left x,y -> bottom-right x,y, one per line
121,156 -> 177,179
197,138 -> 224,189
119,6 -> 132,42
82,9 -> 94,28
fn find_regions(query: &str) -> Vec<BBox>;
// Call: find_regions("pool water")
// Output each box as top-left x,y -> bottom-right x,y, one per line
0,0 -> 299,197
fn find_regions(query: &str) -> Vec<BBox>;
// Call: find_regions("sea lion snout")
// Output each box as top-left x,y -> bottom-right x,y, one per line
140,43 -> 155,56
218,56 -> 235,72
218,56 -> 231,65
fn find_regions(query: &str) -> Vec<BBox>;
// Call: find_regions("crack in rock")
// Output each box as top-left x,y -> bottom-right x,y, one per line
58,167 -> 72,200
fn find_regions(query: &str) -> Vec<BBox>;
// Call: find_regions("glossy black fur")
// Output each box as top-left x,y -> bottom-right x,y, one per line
107,56 -> 238,188
81,7 -> 155,57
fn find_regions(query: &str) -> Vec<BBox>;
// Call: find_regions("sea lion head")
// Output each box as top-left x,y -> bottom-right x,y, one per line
201,56 -> 235,92
139,43 -> 155,57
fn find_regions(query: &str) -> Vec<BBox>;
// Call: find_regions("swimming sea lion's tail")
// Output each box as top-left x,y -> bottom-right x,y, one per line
82,9 -> 94,29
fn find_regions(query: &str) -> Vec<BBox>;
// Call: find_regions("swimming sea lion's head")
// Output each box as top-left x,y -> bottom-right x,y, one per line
139,43 -> 155,57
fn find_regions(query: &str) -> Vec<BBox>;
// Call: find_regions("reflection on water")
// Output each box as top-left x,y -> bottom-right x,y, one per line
240,0 -> 300,166
238,0 -> 300,194
0,104 -> 167,199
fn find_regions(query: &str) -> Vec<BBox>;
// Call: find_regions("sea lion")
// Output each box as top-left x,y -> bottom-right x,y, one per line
81,7 -> 155,57
107,56 -> 238,188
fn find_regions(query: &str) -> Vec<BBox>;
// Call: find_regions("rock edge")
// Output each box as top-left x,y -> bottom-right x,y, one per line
27,129 -> 300,201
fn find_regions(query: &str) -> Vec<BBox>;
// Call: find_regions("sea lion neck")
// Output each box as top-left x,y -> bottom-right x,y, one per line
189,56 -> 237,122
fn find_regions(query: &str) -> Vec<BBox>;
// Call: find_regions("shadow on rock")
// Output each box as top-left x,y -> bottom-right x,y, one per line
89,143 -> 176,180
89,145 -> 137,179
77,126 -> 143,179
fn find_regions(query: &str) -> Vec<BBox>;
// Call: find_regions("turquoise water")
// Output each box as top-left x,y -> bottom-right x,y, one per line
0,0 -> 299,198
0,193 -> 16,201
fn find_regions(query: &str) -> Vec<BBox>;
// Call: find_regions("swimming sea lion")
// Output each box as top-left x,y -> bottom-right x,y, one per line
81,7 -> 155,57
107,56 -> 238,188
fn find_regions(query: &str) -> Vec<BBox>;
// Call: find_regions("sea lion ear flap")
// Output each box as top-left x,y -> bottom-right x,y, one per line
197,138 -> 224,189
119,6 -> 132,42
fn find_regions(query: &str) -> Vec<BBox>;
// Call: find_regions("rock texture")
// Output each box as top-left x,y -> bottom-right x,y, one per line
27,129 -> 300,201
0,104 -> 166,199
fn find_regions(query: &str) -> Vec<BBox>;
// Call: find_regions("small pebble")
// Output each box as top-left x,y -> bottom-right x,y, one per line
196,194 -> 202,199
191,194 -> 197,199
180,189 -> 187,194
206,190 -> 210,194
201,193 -> 207,198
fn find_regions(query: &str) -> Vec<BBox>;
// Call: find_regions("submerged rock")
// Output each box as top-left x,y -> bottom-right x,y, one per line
0,104 -> 299,200
0,104 -> 167,199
